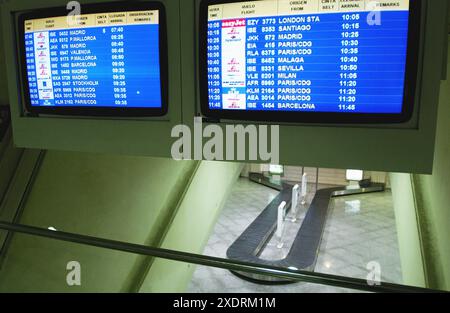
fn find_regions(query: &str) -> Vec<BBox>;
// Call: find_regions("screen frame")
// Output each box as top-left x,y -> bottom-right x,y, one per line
17,1 -> 169,117
199,0 -> 422,124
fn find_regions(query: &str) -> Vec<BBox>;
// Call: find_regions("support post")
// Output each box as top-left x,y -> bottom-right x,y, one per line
291,184 -> 299,222
276,201 -> 287,249
301,173 -> 308,205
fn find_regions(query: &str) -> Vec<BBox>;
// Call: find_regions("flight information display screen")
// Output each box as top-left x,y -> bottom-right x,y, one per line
19,3 -> 167,116
200,0 -> 420,123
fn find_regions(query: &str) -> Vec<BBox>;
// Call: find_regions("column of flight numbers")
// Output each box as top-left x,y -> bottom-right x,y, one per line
207,20 -> 221,109
111,26 -> 127,106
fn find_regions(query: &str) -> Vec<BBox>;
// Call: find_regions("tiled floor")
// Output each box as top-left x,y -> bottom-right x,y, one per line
188,178 -> 402,293
316,191 -> 402,283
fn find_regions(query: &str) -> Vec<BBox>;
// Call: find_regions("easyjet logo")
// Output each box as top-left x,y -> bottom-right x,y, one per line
222,19 -> 246,28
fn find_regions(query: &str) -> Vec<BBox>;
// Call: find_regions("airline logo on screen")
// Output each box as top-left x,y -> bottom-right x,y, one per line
222,18 -> 247,110
206,0 -> 411,114
34,31 -> 55,105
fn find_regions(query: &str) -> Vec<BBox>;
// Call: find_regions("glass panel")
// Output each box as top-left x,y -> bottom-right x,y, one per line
187,165 -> 416,292
0,164 -> 436,293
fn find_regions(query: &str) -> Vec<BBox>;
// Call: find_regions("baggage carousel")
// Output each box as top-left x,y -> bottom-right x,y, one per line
226,173 -> 385,284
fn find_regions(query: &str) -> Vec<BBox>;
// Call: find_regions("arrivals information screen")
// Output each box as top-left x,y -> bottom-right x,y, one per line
20,4 -> 167,116
201,0 -> 418,123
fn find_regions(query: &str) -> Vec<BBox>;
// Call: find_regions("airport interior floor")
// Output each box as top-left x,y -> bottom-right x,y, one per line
188,178 -> 402,293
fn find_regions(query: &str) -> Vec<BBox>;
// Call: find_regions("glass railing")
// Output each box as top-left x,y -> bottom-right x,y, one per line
0,220 -> 439,293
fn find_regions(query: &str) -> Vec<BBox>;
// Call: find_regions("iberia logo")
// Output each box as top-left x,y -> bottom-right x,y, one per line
227,66 -> 240,73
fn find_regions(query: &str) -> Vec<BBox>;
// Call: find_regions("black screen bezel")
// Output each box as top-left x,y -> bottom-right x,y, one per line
199,0 -> 422,124
18,1 -> 169,117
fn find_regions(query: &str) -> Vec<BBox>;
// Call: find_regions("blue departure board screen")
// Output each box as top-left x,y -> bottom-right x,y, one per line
20,4 -> 167,116
201,0 -> 419,123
